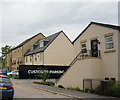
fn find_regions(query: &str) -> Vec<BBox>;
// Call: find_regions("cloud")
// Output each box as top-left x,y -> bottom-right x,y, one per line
1,1 -> 118,47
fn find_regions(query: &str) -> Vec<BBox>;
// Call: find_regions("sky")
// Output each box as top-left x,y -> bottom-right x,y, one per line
0,0 -> 119,50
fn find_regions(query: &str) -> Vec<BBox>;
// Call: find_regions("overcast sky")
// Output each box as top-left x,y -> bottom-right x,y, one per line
0,0 -> 119,49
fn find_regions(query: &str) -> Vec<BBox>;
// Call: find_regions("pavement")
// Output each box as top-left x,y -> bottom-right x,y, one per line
11,79 -> 118,99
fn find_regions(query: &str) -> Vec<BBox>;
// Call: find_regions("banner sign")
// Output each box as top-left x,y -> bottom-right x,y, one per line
19,65 -> 69,79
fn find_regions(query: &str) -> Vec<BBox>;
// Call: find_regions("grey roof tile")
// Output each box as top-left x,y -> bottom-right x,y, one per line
25,31 -> 62,56
73,22 -> 120,43
12,33 -> 44,50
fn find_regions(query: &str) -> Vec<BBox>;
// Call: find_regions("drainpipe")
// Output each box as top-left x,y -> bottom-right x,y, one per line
43,52 -> 44,65
32,55 -> 33,65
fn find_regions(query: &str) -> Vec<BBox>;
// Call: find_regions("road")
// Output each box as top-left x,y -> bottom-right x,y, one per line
12,79 -> 70,99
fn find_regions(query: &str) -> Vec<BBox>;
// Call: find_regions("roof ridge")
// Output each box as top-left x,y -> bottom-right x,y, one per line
24,31 -> 62,56
12,32 -> 44,50
90,21 -> 120,30
73,21 -> 120,43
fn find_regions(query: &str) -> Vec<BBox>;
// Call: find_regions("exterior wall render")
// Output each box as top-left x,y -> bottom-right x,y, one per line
57,58 -> 102,89
57,24 -> 119,89
74,24 -> 119,80
44,32 -> 74,66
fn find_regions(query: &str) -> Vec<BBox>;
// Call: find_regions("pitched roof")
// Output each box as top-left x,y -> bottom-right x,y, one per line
91,22 -> 120,30
25,31 -> 62,56
73,22 -> 120,43
12,33 -> 44,50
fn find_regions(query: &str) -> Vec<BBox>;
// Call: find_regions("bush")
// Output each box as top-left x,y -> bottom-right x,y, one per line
84,88 -> 90,93
89,89 -> 96,93
36,68 -> 49,82
67,87 -> 80,91
95,81 -> 120,97
58,85 -> 65,89
13,76 -> 19,79
44,82 -> 55,86
107,83 -> 120,97
33,81 -> 55,86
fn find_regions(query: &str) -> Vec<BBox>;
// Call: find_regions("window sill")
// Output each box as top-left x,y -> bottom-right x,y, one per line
104,49 -> 116,53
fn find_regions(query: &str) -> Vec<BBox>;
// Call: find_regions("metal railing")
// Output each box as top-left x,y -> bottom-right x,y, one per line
70,50 -> 101,66
78,50 -> 101,59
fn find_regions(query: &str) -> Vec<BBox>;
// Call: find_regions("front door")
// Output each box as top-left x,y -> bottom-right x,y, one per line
91,39 -> 98,57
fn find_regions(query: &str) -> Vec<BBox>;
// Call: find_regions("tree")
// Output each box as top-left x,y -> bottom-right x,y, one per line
36,68 -> 49,83
1,45 -> 12,57
1,45 -> 12,68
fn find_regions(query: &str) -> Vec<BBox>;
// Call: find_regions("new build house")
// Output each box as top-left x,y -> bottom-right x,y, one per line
24,31 -> 74,66
6,33 -> 45,71
57,22 -> 120,90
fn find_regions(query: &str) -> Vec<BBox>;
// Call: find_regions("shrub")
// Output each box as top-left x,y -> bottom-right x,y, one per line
84,88 -> 90,93
67,87 -> 80,91
37,81 -> 45,84
107,83 -> 120,97
58,85 -> 65,89
89,89 -> 96,93
44,82 -> 55,86
36,68 -> 49,82
13,76 -> 19,79
95,81 -> 120,97
33,81 -> 55,86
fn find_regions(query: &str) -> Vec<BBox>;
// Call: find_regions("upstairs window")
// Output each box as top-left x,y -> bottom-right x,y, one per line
30,45 -> 34,51
40,41 -> 44,48
81,42 -> 87,53
26,57 -> 28,63
39,39 -> 49,48
105,36 -> 114,50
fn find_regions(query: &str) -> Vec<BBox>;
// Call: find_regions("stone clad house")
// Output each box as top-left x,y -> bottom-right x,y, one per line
57,22 -> 120,89
6,33 -> 45,71
24,31 -> 74,66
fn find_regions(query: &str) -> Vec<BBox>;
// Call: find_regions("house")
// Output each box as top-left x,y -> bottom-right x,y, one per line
6,33 -> 45,71
24,31 -> 74,66
57,22 -> 120,90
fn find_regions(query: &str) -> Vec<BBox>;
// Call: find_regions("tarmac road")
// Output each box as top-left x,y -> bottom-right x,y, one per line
12,79 -> 70,99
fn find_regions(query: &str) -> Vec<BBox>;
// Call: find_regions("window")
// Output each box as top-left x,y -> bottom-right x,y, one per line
30,45 -> 34,51
17,57 -> 19,64
19,57 -> 22,64
35,54 -> 37,61
13,60 -> 16,64
30,56 -> 32,62
81,42 -> 87,53
105,36 -> 114,50
26,57 -> 28,62
40,41 -> 44,48
40,53 -> 43,61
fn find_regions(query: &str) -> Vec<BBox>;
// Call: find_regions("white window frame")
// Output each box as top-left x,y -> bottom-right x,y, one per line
40,41 -> 44,48
105,36 -> 114,50
81,42 -> 87,53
